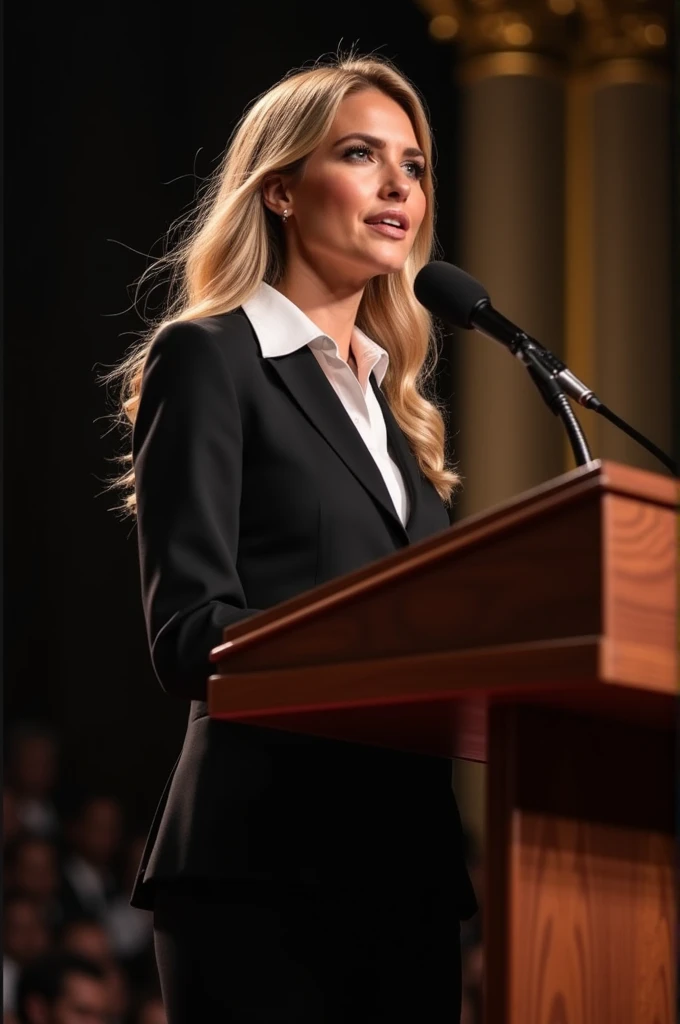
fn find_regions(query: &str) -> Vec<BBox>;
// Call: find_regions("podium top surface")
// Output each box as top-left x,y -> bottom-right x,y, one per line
211,459 -> 677,663
207,460 -> 677,757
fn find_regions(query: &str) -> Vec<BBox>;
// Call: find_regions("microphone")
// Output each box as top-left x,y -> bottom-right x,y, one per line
414,260 -> 677,475
414,260 -> 597,408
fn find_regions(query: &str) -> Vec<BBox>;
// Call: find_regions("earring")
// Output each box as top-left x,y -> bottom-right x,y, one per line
281,209 -> 290,223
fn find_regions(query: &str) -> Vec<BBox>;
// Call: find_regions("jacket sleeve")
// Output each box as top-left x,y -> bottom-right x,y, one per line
132,319 -> 261,700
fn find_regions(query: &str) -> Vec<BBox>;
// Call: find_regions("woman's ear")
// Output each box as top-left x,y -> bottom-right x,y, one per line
261,174 -> 292,218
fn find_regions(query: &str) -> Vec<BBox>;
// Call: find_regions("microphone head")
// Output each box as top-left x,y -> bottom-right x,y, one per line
414,261 -> 489,329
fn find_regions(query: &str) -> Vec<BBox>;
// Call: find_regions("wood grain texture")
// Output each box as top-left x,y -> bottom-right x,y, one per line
600,638 -> 676,691
210,637 -> 604,715
603,493 -> 677,654
510,816 -> 675,1024
485,705 -> 676,1024
598,461 -> 677,509
209,637 -> 674,758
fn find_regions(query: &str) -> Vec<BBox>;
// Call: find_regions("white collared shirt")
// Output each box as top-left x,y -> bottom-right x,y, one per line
242,282 -> 409,526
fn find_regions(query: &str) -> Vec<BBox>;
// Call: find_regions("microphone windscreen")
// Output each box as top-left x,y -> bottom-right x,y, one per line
414,261 -> 489,328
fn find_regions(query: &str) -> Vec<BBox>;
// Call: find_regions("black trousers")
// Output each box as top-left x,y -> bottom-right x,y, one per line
153,878 -> 462,1023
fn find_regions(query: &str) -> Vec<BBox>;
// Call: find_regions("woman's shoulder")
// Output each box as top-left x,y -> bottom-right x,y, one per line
147,309 -> 261,384
152,308 -> 257,359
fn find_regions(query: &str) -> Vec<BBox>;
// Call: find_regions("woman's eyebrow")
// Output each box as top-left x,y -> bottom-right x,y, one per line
333,132 -> 425,159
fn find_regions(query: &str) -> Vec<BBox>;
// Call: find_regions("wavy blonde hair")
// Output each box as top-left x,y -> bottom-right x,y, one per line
106,54 -> 459,513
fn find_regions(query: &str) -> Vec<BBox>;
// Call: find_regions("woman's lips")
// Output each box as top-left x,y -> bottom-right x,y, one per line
365,222 -> 407,240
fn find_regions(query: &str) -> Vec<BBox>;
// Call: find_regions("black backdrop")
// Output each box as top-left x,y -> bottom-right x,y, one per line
5,3 -> 462,827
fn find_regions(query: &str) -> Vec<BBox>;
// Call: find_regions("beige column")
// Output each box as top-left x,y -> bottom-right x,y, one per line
566,60 -> 672,468
455,54 -> 568,515
590,62 -> 672,469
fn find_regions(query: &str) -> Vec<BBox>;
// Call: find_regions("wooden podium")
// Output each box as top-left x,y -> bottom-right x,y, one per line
209,460 -> 677,1024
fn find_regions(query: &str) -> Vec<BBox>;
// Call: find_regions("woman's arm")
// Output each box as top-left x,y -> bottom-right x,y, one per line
133,319 -> 260,700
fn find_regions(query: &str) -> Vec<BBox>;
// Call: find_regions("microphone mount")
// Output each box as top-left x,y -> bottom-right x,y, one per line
516,340 -> 594,467
471,299 -> 676,475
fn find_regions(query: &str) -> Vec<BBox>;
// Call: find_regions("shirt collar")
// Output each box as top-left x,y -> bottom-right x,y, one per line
242,281 -> 389,388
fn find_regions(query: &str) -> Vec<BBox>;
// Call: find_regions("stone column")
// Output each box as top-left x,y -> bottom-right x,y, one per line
563,14 -> 672,469
455,53 -> 567,515
590,63 -> 671,469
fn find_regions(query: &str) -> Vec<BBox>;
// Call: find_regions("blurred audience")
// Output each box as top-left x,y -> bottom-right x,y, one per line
5,724 -> 60,840
5,837 -> 62,930
59,920 -> 130,1024
3,719 -> 161,1024
15,951 -> 107,1024
59,919 -> 115,971
3,715 -> 483,1023
60,795 -> 123,925
3,895 -> 51,1017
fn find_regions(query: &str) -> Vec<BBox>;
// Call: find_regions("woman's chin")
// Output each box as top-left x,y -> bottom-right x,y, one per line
329,246 -> 409,284
364,252 -> 409,278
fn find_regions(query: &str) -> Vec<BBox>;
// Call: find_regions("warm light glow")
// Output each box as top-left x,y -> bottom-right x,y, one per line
548,0 -> 576,15
503,20 -> 533,45
643,22 -> 666,46
429,13 -> 460,39
592,30 -> 615,54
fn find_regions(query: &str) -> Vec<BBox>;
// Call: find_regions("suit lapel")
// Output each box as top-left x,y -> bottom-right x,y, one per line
370,376 -> 453,544
267,347 -> 408,537
369,376 -> 421,535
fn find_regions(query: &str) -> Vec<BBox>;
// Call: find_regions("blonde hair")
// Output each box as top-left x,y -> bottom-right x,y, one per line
106,54 -> 459,513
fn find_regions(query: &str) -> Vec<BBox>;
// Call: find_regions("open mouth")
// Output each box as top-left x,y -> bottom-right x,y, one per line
364,212 -> 409,238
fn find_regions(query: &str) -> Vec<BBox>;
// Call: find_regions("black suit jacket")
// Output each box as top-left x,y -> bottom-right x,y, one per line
130,309 -> 477,918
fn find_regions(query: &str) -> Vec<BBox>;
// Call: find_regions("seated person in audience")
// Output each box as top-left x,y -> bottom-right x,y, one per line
60,796 -> 123,924
59,919 -> 129,1024
5,835 -> 62,929
3,893 -> 51,1017
15,951 -> 107,1024
5,724 -> 60,839
59,919 -> 114,969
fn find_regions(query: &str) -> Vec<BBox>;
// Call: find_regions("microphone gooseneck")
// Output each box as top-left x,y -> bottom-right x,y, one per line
414,261 -> 677,476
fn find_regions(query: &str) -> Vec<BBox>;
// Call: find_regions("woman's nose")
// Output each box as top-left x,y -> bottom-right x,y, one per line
379,170 -> 411,202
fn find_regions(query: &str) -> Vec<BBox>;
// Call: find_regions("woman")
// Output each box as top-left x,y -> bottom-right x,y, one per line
112,55 -> 477,1023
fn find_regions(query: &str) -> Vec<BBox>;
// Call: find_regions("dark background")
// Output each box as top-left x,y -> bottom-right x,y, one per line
5,3 -> 462,828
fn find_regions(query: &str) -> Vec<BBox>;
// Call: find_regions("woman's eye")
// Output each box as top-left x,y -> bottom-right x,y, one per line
343,146 -> 426,180
344,145 -> 372,161
404,161 -> 426,180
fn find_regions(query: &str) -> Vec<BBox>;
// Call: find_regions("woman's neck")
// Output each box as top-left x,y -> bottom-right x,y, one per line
274,265 -> 365,362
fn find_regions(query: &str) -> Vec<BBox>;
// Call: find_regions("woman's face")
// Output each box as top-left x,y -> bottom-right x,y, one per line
276,88 -> 428,287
